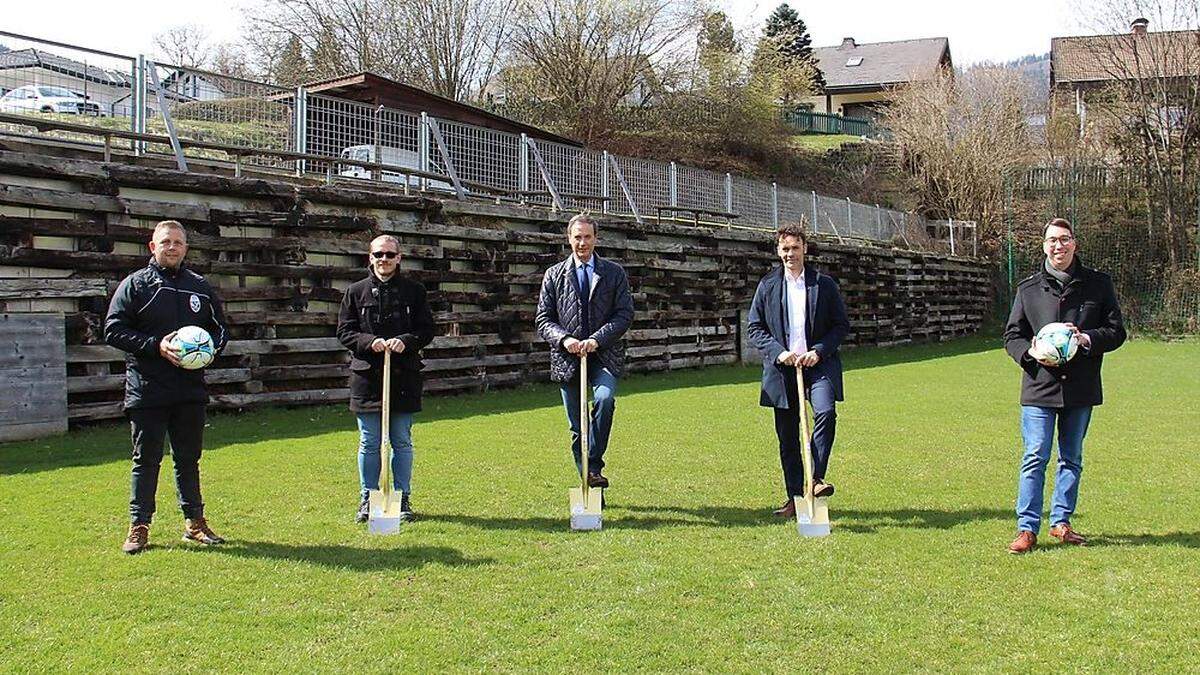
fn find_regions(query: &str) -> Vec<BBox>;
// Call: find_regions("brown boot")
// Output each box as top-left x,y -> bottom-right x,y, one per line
772,499 -> 796,518
1049,523 -> 1087,546
122,523 -> 150,555
183,517 -> 225,545
1008,530 -> 1036,554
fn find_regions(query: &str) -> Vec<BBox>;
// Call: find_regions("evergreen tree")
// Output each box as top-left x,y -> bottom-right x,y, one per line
759,3 -> 824,92
274,36 -> 309,86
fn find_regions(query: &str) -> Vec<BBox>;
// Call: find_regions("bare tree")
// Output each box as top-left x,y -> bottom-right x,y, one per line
153,24 -> 213,69
1068,0 -> 1200,264
503,0 -> 702,143
394,0 -> 516,101
886,67 -> 1032,246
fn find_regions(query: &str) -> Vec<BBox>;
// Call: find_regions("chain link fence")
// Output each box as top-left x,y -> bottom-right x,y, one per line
1004,166 -> 1200,333
0,30 -> 976,255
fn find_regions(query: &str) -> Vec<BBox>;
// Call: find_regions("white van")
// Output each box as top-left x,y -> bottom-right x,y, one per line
338,145 -> 451,191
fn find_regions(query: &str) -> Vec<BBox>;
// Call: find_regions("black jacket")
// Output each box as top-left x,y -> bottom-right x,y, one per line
747,266 -> 850,408
535,255 -> 634,382
104,259 -> 229,410
336,272 -> 435,413
1003,258 -> 1126,407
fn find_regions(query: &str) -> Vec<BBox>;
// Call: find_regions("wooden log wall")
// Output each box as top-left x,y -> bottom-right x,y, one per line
0,148 -> 991,425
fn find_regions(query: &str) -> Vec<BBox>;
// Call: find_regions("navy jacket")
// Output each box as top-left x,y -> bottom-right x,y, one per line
104,259 -> 229,410
535,255 -> 634,382
336,272 -> 435,413
1003,258 -> 1126,407
747,266 -> 850,408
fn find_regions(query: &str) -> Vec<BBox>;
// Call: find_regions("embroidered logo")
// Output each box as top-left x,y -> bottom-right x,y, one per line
189,294 -> 201,313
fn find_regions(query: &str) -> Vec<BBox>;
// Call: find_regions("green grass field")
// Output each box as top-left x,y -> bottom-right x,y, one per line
2,336 -> 1198,671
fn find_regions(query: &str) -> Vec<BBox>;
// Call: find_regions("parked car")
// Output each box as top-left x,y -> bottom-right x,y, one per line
339,145 -> 451,191
0,85 -> 101,116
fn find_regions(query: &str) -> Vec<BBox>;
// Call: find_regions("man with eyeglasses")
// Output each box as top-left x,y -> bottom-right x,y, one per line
337,234 -> 435,523
1003,218 -> 1126,554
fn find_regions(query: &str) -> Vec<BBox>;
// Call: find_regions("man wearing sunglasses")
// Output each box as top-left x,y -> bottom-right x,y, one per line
337,234 -> 435,523
1003,218 -> 1126,554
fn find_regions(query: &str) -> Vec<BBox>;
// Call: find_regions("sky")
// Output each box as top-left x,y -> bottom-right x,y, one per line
0,0 -> 1110,69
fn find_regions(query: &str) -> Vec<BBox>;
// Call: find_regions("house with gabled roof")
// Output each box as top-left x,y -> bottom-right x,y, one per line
802,36 -> 953,122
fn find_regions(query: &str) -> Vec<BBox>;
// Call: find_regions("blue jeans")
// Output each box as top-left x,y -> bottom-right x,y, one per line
560,367 -> 618,475
356,412 -> 414,494
1016,405 -> 1092,534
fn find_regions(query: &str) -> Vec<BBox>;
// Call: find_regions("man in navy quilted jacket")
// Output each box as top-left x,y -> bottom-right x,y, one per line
536,214 -> 635,488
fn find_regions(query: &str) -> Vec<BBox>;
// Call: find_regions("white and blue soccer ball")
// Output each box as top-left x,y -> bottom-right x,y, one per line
170,325 -> 215,370
1034,322 -> 1079,366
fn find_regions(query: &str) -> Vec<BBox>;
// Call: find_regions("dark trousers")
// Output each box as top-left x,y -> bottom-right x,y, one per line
128,403 -> 206,524
772,367 -> 837,499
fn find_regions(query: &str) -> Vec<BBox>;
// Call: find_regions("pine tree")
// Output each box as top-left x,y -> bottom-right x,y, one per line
274,36 -> 309,87
760,3 -> 825,92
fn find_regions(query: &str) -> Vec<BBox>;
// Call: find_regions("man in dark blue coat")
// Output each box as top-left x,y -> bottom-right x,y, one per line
747,223 -> 850,518
1003,218 -> 1126,554
535,214 -> 634,488
105,220 -> 229,554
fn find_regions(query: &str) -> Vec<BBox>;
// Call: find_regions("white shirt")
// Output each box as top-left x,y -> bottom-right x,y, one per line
784,268 -> 807,355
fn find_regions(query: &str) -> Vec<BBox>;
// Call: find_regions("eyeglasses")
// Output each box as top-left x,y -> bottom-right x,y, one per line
371,251 -> 398,259
1044,236 -> 1074,246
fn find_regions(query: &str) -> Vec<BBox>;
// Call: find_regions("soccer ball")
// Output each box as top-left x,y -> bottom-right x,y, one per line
1034,322 -> 1079,366
170,325 -> 215,370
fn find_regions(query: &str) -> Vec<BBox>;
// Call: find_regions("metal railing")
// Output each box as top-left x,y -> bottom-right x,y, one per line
0,29 -> 975,255
782,110 -> 879,138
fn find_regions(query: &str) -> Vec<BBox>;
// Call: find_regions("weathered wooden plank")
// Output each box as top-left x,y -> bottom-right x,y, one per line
0,278 -> 109,301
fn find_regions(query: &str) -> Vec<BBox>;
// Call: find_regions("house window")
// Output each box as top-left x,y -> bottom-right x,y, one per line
846,57 -> 863,67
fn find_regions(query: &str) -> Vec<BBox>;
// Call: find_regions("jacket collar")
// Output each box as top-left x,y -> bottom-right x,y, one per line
148,257 -> 184,280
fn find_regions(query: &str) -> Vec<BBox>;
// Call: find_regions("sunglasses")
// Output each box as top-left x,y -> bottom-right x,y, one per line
371,251 -> 398,259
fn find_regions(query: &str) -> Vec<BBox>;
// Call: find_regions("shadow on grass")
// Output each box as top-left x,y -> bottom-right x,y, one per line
1043,531 -> 1200,550
1,335 -> 1001,476
191,540 -> 494,571
424,503 -> 1014,533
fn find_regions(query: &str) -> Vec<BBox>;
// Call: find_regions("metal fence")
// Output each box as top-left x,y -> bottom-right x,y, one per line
0,30 -> 976,255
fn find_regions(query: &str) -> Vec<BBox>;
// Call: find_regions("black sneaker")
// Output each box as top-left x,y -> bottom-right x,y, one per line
400,493 -> 415,521
355,492 -> 370,523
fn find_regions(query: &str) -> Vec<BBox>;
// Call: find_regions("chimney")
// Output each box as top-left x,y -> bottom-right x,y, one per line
840,37 -> 857,50
1131,17 -> 1149,35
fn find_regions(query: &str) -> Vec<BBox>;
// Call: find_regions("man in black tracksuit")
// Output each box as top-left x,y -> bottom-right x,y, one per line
105,220 -> 229,554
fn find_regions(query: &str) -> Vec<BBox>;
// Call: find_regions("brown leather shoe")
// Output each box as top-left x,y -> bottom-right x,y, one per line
122,523 -> 150,555
772,499 -> 796,518
1049,523 -> 1087,546
587,472 -> 609,488
813,481 -> 835,498
1008,530 -> 1037,554
183,517 -> 225,545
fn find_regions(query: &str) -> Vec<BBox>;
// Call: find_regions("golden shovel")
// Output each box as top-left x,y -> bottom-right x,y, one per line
368,349 -> 403,534
794,366 -> 831,537
569,353 -> 603,531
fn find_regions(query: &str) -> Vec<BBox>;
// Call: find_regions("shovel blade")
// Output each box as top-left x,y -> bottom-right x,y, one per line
568,486 -> 603,531
793,495 -> 831,538
368,489 -> 403,535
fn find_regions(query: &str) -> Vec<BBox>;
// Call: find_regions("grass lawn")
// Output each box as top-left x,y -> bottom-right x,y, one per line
2,336 -> 1198,671
788,133 -> 865,154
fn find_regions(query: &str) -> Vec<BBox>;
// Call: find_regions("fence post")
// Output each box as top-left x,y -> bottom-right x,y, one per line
602,150 -> 610,214
811,191 -> 818,231
725,173 -> 733,214
669,161 -> 678,207
846,197 -> 853,237
418,111 -> 431,191
771,183 -> 779,228
875,204 -> 882,240
949,217 -> 956,255
293,86 -> 307,176
133,55 -> 147,155
519,133 -> 529,194
373,107 -> 384,182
